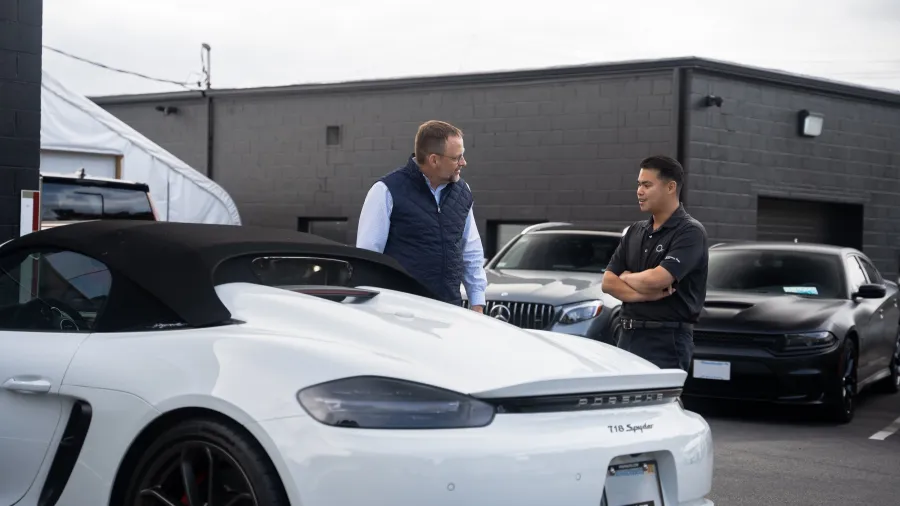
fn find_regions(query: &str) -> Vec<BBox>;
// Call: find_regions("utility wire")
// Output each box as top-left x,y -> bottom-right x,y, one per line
43,45 -> 202,90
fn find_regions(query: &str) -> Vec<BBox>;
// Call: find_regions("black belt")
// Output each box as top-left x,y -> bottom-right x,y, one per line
621,318 -> 692,330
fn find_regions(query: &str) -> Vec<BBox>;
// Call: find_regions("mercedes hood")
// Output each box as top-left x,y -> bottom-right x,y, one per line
479,268 -> 608,305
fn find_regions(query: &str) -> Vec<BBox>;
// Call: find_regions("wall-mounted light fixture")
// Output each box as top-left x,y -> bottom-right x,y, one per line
798,109 -> 824,137
155,105 -> 179,116
704,95 -> 723,107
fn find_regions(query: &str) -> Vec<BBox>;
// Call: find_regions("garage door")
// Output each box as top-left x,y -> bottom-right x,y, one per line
40,150 -> 119,179
756,196 -> 862,249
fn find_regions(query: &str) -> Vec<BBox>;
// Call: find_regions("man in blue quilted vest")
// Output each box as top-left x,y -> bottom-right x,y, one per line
356,120 -> 487,312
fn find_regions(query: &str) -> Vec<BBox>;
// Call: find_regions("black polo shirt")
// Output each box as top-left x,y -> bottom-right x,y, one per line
606,204 -> 708,323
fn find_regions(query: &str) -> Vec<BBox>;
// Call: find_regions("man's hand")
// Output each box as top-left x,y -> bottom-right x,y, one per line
642,284 -> 675,301
471,305 -> 484,314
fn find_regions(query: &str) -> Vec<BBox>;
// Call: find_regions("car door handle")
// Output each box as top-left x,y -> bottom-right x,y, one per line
2,376 -> 52,394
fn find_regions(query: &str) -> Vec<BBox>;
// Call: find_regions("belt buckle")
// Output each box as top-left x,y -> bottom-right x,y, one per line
623,319 -> 633,330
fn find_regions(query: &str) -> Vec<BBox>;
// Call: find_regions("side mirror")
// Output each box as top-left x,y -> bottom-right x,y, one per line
854,283 -> 886,299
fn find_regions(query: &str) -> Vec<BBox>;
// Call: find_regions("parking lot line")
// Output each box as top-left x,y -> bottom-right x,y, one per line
869,415 -> 900,440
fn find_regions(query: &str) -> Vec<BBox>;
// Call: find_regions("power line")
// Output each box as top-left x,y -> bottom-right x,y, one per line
43,45 -> 203,90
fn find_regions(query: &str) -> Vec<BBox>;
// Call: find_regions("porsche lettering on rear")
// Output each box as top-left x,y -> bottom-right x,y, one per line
578,392 -> 667,407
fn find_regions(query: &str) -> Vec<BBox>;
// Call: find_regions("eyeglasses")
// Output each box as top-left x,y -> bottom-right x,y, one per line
436,152 -> 465,164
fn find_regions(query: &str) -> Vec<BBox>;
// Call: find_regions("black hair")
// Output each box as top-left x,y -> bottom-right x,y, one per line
639,155 -> 684,194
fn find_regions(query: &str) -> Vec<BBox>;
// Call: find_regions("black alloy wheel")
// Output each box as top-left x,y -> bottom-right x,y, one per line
124,418 -> 289,506
826,338 -> 857,424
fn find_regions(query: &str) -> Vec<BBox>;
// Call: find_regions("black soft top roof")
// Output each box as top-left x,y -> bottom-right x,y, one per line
1,220 -> 435,327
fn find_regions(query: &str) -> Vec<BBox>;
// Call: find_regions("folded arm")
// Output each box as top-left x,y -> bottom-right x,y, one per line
620,225 -> 707,294
620,267 -> 675,294
602,271 -> 672,302
602,233 -> 672,303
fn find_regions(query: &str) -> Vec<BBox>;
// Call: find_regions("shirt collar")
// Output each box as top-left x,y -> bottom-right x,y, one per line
409,153 -> 446,192
645,203 -> 686,231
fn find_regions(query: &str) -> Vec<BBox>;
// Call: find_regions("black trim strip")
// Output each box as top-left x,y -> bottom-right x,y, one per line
482,388 -> 683,414
206,94 -> 215,180
286,285 -> 379,302
38,400 -> 92,506
675,67 -> 692,206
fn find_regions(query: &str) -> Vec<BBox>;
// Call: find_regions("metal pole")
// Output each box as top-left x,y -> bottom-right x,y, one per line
202,43 -> 211,89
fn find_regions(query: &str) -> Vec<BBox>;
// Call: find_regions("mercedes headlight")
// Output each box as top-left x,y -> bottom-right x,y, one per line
297,376 -> 496,429
558,300 -> 603,325
783,331 -> 836,350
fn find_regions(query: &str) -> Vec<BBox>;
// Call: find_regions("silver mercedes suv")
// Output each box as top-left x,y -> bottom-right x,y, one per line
464,222 -> 625,345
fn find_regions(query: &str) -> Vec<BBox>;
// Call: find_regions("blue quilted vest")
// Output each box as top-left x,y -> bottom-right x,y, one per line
380,155 -> 473,305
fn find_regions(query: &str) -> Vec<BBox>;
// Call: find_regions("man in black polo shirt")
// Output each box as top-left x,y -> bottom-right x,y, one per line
602,155 -> 708,371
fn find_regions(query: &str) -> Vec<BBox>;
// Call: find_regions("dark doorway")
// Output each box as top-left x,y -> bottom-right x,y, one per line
756,196 -> 863,250
297,217 -> 349,244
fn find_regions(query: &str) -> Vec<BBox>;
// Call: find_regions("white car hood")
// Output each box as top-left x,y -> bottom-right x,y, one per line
216,283 -> 686,398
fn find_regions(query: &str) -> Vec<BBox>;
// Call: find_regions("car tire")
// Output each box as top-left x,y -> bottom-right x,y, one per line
824,338 -> 857,424
606,313 -> 624,346
879,327 -> 900,394
121,417 -> 289,506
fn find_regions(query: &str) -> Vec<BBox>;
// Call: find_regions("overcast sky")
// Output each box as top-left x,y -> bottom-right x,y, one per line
42,0 -> 900,98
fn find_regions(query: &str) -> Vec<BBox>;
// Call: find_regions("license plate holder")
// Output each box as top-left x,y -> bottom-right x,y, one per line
693,359 -> 731,381
601,460 -> 665,506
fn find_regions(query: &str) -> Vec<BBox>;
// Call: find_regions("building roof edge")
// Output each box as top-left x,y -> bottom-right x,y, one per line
88,56 -> 900,107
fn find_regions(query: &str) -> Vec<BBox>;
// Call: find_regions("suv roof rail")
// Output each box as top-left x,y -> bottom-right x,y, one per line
521,222 -> 572,234
710,241 -> 762,249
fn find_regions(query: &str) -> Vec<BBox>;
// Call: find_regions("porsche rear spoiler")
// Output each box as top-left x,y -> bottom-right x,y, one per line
469,369 -> 688,399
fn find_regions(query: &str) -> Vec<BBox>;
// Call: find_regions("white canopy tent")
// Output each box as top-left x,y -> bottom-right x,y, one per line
39,70 -> 241,225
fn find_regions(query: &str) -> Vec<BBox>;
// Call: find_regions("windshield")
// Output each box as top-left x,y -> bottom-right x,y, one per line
41,182 -> 155,221
492,233 -> 620,273
707,249 -> 845,298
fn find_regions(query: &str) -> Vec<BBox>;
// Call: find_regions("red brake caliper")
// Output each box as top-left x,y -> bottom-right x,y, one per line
180,472 -> 207,505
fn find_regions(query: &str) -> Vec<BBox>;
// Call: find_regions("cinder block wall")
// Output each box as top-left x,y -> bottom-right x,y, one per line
102,100 -> 210,176
685,70 -> 900,276
100,71 -> 679,245
0,0 -> 42,241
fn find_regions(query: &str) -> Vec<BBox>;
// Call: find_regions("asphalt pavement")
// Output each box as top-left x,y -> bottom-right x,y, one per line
684,389 -> 900,505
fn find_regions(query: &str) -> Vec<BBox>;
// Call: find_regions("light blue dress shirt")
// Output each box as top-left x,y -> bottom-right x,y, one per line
356,174 -> 488,307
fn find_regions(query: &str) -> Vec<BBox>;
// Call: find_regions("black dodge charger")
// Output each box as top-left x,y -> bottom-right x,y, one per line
686,241 -> 900,423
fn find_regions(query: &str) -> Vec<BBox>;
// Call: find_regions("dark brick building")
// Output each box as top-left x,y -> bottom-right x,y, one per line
91,57 -> 900,278
0,0 -> 42,242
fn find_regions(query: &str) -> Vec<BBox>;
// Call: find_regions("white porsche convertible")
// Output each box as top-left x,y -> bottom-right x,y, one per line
0,220 -> 714,506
